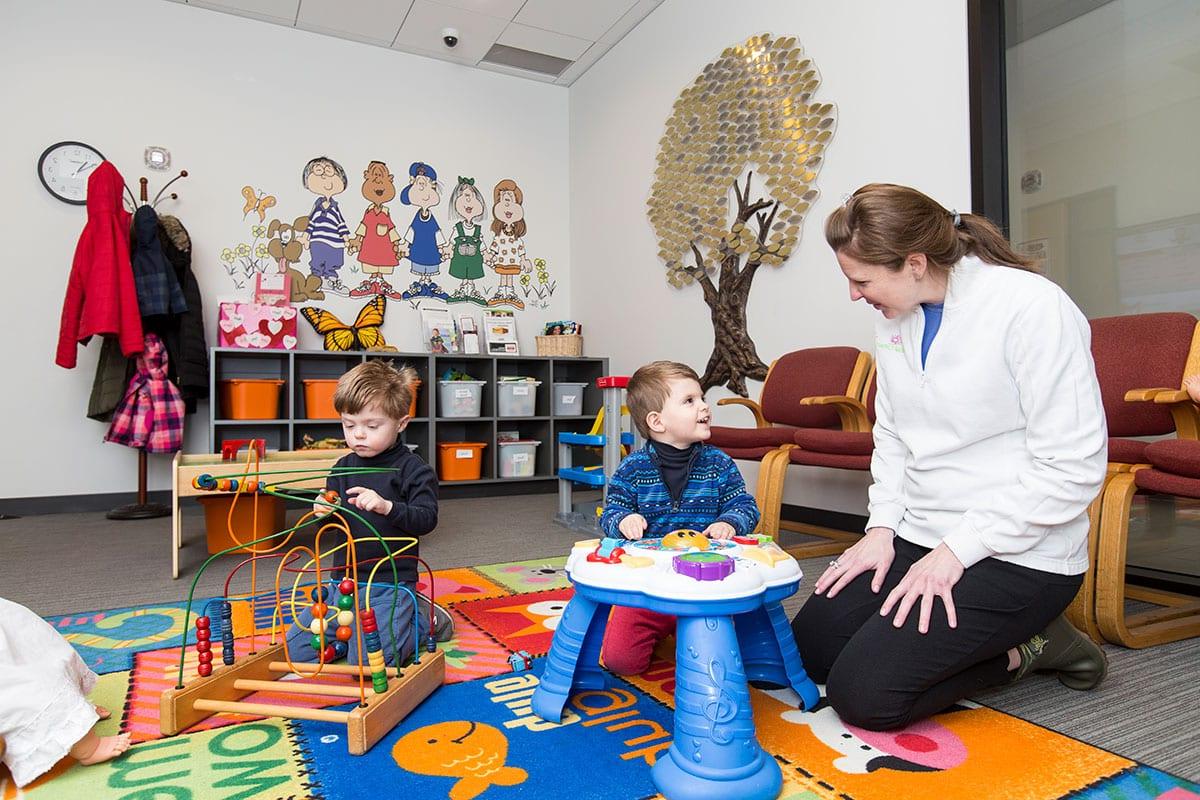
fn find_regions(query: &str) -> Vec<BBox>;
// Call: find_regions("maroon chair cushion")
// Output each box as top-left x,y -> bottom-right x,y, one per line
708,426 -> 796,449
787,448 -> 871,470
1135,467 -> 1200,500
719,445 -> 778,462
1144,439 -> 1200,480
1091,313 -> 1195,437
1108,437 -> 1149,465
793,428 -> 875,456
760,347 -> 862,429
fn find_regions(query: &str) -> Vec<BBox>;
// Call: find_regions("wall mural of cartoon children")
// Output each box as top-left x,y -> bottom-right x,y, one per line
301,156 -> 352,297
483,179 -> 532,310
347,161 -> 407,300
398,162 -> 451,302
446,176 -> 488,306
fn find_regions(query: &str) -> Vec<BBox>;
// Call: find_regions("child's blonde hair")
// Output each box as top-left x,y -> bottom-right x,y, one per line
333,360 -> 417,420
626,360 -> 701,439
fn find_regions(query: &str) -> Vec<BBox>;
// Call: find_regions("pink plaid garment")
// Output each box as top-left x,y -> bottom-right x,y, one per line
105,333 -> 185,453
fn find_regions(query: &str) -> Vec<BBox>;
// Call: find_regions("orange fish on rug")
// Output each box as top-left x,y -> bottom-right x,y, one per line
392,721 -> 528,800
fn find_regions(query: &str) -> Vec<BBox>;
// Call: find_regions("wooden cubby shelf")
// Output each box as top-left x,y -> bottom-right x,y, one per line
209,348 -> 609,491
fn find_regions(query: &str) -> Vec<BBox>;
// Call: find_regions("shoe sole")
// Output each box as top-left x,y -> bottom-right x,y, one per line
1056,645 -> 1108,691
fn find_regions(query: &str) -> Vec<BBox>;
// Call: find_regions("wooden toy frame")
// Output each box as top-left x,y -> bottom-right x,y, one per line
159,642 -> 444,754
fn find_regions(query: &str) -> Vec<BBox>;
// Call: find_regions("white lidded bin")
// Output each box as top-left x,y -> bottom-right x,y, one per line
438,380 -> 486,417
553,382 -> 588,416
497,380 -> 541,417
498,439 -> 541,478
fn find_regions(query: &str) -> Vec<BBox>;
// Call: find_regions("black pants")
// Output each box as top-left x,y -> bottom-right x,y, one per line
791,537 -> 1081,731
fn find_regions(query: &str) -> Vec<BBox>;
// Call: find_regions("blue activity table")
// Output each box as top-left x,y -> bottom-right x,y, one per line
531,536 -> 819,800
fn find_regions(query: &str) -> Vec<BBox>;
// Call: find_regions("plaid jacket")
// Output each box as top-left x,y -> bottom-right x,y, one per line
600,443 -> 760,539
105,333 -> 185,453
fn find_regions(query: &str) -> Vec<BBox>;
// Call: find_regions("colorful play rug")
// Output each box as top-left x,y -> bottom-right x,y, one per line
4,556 -> 1197,800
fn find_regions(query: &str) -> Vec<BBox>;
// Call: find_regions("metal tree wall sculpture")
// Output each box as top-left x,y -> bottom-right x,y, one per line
648,34 -> 836,395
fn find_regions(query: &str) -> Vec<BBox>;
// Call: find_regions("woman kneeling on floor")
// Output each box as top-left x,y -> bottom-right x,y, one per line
790,183 -> 1108,731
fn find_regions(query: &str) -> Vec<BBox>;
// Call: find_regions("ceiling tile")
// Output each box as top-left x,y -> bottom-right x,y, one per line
425,0 -> 525,20
474,60 -> 560,85
499,21 -> 591,61
514,0 -> 636,41
393,0 -> 509,63
553,41 -> 611,85
190,0 -> 299,25
297,0 -> 412,45
599,0 -> 661,45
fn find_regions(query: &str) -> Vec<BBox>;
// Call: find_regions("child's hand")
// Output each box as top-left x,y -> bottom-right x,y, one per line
1185,374 -> 1200,404
346,487 -> 393,516
311,502 -> 333,518
618,514 -> 648,540
704,521 -> 736,540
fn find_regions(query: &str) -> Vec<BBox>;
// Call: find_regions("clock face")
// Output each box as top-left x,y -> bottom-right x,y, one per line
38,141 -> 105,205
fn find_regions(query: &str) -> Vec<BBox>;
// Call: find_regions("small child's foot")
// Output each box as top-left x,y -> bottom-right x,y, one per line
95,705 -> 111,720
77,733 -> 131,765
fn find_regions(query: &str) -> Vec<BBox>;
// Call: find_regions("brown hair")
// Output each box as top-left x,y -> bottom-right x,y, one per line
490,179 -> 528,238
627,361 -> 702,439
825,183 -> 1037,274
333,360 -> 417,420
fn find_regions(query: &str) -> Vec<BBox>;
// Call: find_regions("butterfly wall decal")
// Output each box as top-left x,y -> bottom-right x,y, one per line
300,295 -> 389,352
241,185 -> 277,222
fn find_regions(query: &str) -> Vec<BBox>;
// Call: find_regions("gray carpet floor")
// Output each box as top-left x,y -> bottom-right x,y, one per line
0,492 -> 1196,781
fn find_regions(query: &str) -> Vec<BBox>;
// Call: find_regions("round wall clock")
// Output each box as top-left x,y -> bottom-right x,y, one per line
38,141 -> 106,205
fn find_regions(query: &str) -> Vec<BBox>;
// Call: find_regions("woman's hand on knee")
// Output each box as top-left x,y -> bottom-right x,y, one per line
815,527 -> 895,598
879,543 -> 965,634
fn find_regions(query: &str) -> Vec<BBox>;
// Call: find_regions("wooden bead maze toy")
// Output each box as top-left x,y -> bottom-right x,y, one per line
159,448 -> 443,755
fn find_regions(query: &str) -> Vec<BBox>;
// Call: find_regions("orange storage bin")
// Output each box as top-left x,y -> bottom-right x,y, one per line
437,441 -> 487,481
408,379 -> 421,418
302,379 -> 339,419
197,494 -> 286,554
219,379 -> 284,420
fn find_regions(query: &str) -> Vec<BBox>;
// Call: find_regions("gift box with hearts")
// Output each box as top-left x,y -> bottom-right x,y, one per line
217,301 -> 299,349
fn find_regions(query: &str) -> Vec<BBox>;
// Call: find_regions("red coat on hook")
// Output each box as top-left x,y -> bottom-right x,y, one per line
55,161 -> 144,368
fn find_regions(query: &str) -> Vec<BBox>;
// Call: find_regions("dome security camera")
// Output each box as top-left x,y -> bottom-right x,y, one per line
442,27 -> 459,48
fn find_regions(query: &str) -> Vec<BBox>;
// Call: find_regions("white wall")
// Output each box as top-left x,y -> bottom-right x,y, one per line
569,0 -> 972,512
3,0 -> 569,499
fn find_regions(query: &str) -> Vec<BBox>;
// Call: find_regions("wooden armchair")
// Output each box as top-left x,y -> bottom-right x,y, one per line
1083,312 -> 1200,646
708,347 -> 872,541
756,369 -> 877,557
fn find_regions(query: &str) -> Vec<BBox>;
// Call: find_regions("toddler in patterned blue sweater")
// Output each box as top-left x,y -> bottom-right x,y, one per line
599,361 -> 760,675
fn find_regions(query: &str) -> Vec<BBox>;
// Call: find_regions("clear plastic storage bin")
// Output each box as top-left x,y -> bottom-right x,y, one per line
553,382 -> 588,416
438,380 -> 486,417
497,380 -> 541,417
498,440 -> 541,478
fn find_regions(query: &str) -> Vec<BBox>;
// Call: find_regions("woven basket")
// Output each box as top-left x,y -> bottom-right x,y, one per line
535,334 -> 583,357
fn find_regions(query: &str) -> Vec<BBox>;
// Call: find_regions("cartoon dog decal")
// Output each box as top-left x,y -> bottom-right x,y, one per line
267,215 -> 324,302
777,689 -> 970,774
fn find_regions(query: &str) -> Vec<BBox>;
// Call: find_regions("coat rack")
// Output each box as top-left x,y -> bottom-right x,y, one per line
107,171 -> 188,521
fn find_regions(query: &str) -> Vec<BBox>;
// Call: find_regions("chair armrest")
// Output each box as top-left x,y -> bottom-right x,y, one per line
717,397 -> 768,428
1156,390 -> 1200,439
1124,388 -> 1200,439
1124,387 -> 1172,402
800,395 -> 872,433
1151,389 -> 1189,404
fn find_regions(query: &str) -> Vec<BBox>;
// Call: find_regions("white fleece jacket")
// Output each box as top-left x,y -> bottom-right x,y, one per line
866,256 -> 1107,575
